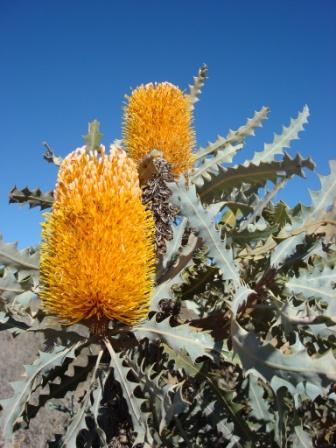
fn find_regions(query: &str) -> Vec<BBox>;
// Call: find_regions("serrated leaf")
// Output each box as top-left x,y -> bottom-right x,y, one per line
0,235 -> 39,273
125,350 -> 169,434
270,162 -> 336,268
193,107 -> 269,163
125,350 -> 189,442
134,316 -> 216,362
187,64 -> 208,109
105,339 -> 149,446
9,186 -> 54,210
25,348 -> 95,425
251,105 -> 309,164
191,143 -> 243,187
232,319 -> 336,390
59,350 -> 104,448
160,384 -> 188,436
201,381 -> 253,442
264,200 -> 291,227
91,368 -> 110,440
203,401 -> 241,445
270,232 -> 306,268
0,270 -> 24,300
127,355 -> 188,441
163,343 -> 204,376
225,106 -> 270,146
161,218 -> 188,270
179,264 -> 218,301
285,266 -> 336,318
248,373 -> 273,422
169,178 -> 240,284
151,269 -> 187,311
305,322 -> 336,340
197,153 -> 314,205
163,343 -> 252,441
1,343 -> 80,445
286,265 -> 336,301
241,178 -> 287,229
157,232 -> 202,286
309,159 -> 336,218
231,285 -> 255,317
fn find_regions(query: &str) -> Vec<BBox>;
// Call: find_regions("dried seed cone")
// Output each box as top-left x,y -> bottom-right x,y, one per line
123,82 -> 195,174
40,145 -> 155,325
141,157 -> 178,255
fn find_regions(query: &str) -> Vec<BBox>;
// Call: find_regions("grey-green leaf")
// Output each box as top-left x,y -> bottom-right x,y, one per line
197,153 -> 314,205
1,343 -> 79,445
232,319 -> 336,390
161,218 -> 188,270
169,178 -> 240,284
251,105 -> 309,165
9,186 -> 54,210
43,142 -> 63,166
191,143 -> 243,187
134,316 -> 216,362
270,232 -> 306,268
0,270 -> 24,300
59,350 -> 104,448
105,340 -> 149,446
193,106 -> 269,163
292,426 -> 314,448
0,235 -> 39,272
248,373 -> 273,422
310,159 -> 336,218
187,64 -> 208,109
83,120 -> 103,152
286,265 -> 336,301
231,285 -> 255,317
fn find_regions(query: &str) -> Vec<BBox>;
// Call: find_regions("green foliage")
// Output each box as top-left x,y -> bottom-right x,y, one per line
43,142 -> 63,166
191,106 -> 269,186
187,64 -> 208,109
197,152 -> 315,205
1,67 -> 336,447
169,179 -> 239,283
1,344 -> 79,445
250,105 -> 309,164
9,186 -> 54,210
83,120 -> 103,152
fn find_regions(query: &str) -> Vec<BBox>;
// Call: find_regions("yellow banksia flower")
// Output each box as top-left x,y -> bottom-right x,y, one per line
40,145 -> 155,326
123,82 -> 196,174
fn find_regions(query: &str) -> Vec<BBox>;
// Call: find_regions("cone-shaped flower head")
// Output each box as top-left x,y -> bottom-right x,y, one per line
123,82 -> 196,174
40,145 -> 155,325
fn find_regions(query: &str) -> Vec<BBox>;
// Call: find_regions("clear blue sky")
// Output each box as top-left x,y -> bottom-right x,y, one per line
0,0 -> 335,247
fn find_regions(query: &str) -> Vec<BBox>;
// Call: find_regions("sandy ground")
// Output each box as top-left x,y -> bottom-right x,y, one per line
0,331 -> 68,447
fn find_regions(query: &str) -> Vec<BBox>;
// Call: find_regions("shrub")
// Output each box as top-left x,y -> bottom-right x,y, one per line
1,66 -> 335,447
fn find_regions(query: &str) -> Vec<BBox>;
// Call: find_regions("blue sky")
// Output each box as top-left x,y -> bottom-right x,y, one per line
0,0 -> 335,247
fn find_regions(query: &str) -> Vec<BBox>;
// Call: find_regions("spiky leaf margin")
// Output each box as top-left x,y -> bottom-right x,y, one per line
187,64 -> 208,109
169,178 -> 240,284
251,105 -> 309,165
1,343 -> 80,445
9,186 -> 54,210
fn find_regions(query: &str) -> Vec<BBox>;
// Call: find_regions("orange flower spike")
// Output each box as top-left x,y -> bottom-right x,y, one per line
123,82 -> 196,174
40,145 -> 155,325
